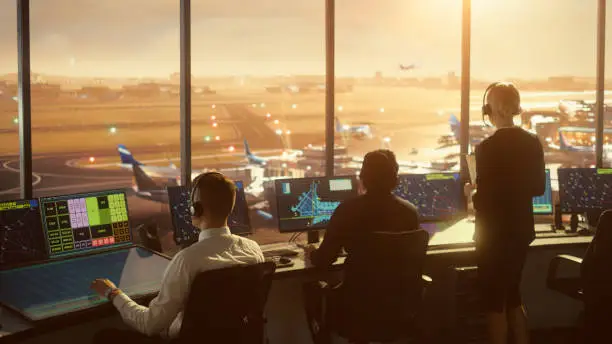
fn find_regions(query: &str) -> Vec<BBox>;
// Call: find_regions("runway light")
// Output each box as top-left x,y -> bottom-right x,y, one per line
109,126 -> 117,134
275,129 -> 283,135
266,113 -> 272,118
281,163 -> 288,168
337,105 -> 343,112
215,135 -> 221,141
306,165 -> 312,171
228,146 -> 235,152
591,136 -> 596,142
204,136 -> 211,142
379,107 -> 385,113
274,119 -> 280,125
212,122 -> 218,128
260,103 -> 265,108
252,103 -> 257,108
88,156 -> 96,163
12,117 -> 18,124
282,151 -> 288,157
383,136 -> 391,143
285,130 -> 291,135
291,104 -> 297,109
212,104 -> 216,109
210,115 -> 216,121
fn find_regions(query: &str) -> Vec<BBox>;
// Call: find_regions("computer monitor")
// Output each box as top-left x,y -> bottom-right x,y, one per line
393,173 -> 464,221
275,176 -> 358,232
39,190 -> 132,258
0,199 -> 47,268
533,169 -> 553,215
167,180 -> 252,246
558,168 -> 612,213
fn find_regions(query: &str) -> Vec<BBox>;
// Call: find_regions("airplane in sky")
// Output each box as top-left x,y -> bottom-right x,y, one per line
399,64 -> 417,71
335,117 -> 373,140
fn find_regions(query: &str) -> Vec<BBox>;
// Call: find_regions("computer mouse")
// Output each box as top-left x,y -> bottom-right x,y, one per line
278,257 -> 292,265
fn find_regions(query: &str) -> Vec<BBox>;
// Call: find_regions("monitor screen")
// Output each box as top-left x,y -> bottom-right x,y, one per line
167,180 -> 252,246
558,168 -> 612,213
275,176 -> 358,232
0,199 -> 47,268
532,169 -> 553,215
0,246 -> 169,321
39,190 -> 131,258
393,173 -> 464,221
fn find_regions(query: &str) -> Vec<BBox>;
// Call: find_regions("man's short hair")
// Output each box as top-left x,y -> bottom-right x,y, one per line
359,150 -> 399,193
192,172 -> 236,220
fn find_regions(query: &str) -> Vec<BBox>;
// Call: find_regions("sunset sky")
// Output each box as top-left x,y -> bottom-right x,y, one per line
0,0 -> 609,78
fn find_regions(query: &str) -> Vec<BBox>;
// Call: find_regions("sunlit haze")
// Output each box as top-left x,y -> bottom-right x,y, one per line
0,0 -> 609,78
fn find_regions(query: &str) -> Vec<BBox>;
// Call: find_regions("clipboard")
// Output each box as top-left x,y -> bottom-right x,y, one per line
463,154 -> 477,185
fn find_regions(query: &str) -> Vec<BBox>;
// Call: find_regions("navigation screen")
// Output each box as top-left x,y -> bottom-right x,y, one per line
275,176 -> 358,232
0,247 -> 169,321
533,169 -> 553,215
393,173 -> 464,221
0,199 -> 47,268
558,168 -> 612,213
167,181 -> 252,246
39,190 -> 131,258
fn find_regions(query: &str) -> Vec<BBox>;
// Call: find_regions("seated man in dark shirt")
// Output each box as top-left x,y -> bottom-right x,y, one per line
302,149 -> 419,343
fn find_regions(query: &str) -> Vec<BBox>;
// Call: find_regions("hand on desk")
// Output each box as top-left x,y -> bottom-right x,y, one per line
90,278 -> 117,298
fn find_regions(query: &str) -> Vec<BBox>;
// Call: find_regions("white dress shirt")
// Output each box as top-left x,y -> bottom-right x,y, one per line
112,227 -> 264,338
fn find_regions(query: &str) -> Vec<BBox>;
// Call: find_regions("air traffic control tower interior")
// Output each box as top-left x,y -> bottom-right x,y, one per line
1,0 -> 611,343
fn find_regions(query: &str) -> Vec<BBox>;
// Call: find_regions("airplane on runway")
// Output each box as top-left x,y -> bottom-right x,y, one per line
243,140 -> 300,166
335,117 -> 373,140
548,126 -> 612,166
399,64 -> 417,71
437,114 -> 495,147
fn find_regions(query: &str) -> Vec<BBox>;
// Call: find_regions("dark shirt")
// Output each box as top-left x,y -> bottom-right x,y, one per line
310,192 -> 419,268
473,127 -> 545,244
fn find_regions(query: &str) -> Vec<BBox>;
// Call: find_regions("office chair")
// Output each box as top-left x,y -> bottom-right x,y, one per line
175,261 -> 276,344
308,229 -> 431,344
546,210 -> 612,301
547,210 -> 612,343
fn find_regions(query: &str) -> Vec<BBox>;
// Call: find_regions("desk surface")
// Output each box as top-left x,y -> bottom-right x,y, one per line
1,219 -> 592,341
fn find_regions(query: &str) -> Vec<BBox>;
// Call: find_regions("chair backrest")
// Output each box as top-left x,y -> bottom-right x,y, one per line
179,261 -> 276,344
581,210 -> 612,300
339,229 -> 430,340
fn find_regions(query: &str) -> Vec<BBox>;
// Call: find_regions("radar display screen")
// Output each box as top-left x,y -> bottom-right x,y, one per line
39,190 -> 131,258
275,176 -> 358,232
393,173 -> 464,221
167,181 -> 252,246
532,169 -> 553,215
0,199 -> 47,268
558,168 -> 612,213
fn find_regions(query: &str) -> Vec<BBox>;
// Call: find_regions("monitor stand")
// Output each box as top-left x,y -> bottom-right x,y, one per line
307,230 -> 320,244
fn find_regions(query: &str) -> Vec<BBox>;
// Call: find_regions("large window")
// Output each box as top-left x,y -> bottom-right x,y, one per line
0,1 -> 19,201
335,0 -> 462,176
28,1 -> 180,251
472,0 -> 597,169
190,1 -> 325,244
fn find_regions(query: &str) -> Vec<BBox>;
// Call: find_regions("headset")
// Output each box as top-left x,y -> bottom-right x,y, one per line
189,171 -> 224,217
481,82 -> 522,126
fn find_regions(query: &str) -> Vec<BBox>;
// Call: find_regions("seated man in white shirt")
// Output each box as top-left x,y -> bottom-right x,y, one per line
91,172 -> 264,342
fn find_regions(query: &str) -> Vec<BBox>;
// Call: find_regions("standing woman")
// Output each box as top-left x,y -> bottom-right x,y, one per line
470,82 -> 545,344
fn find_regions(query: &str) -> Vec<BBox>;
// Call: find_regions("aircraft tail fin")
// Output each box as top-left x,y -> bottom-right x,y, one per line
132,164 -> 158,191
243,139 -> 253,157
558,131 -> 571,151
118,144 -> 142,166
449,114 -> 461,141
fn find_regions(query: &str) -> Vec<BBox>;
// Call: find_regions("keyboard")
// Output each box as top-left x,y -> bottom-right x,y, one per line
262,248 -> 300,258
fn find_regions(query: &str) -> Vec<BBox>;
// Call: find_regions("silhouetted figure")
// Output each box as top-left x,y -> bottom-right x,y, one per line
469,82 -> 545,344
303,150 -> 419,343
581,210 -> 612,344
